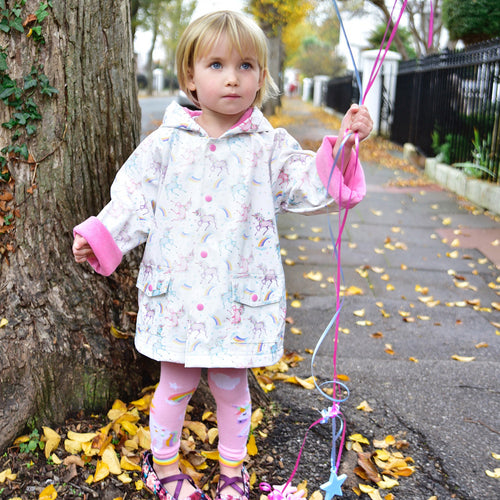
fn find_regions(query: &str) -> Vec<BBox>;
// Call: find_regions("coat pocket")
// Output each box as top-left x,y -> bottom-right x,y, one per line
231,274 -> 283,307
136,265 -> 171,297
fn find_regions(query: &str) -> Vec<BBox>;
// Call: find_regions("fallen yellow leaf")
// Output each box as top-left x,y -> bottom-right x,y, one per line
309,490 -> 323,500
93,460 -> 110,482
201,450 -> 220,461
359,484 -> 383,500
304,271 -> 323,281
356,320 -> 374,326
376,475 -> 399,489
485,468 -> 500,478
0,467 -> 17,483
208,427 -> 218,444
42,426 -> 61,459
290,300 -> 302,308
64,439 -> 82,455
349,433 -> 370,445
66,431 -> 98,443
102,445 -> 121,475
247,433 -> 258,456
251,408 -> 263,429
356,400 -> 373,412
137,426 -> 151,450
183,421 -> 207,442
353,308 -> 365,317
0,318 -> 8,328
117,472 -> 132,484
39,484 -> 57,500
451,355 -> 475,362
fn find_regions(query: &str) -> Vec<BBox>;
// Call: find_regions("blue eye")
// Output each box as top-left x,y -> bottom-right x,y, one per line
210,62 -> 222,69
241,62 -> 252,70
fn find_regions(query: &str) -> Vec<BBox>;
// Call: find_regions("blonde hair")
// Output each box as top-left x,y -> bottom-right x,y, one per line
176,10 -> 279,108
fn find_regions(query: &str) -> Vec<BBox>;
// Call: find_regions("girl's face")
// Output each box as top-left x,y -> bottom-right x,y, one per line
187,34 -> 264,133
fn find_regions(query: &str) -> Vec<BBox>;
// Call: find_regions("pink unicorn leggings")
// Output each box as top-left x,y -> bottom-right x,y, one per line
150,362 -> 251,467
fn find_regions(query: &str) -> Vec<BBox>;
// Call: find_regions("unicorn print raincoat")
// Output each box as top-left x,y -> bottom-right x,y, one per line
74,101 -> 366,368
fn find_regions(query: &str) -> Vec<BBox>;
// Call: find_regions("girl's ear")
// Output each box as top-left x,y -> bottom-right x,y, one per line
258,68 -> 265,90
187,69 -> 196,91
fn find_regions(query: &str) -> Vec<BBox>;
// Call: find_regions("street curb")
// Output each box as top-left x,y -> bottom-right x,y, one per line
425,158 -> 500,216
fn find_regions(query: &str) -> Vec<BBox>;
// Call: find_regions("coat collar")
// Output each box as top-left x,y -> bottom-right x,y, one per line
161,101 -> 273,137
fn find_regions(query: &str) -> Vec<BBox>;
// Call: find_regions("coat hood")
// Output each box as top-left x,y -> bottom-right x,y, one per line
161,101 -> 273,137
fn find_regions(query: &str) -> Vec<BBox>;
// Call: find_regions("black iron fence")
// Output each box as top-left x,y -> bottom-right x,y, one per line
392,39 -> 500,183
325,72 -> 360,114
325,39 -> 500,183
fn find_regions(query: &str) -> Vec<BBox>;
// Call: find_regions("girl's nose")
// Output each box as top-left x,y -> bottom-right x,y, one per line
225,68 -> 238,86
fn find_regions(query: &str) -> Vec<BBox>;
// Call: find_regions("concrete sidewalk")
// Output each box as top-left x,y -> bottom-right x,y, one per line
261,99 -> 500,500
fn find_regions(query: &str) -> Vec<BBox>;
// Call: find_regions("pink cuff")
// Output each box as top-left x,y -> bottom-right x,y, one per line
315,136 -> 366,209
73,216 -> 122,276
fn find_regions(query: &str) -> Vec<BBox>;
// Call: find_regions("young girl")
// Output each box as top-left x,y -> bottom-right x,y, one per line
73,10 -> 372,500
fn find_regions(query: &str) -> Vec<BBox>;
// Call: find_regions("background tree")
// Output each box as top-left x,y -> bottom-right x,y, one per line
160,0 -> 196,93
285,3 -> 344,78
132,0 -> 172,95
0,0 -> 155,452
339,0 -> 443,58
247,0 -> 314,113
367,23 -> 416,59
442,0 -> 500,45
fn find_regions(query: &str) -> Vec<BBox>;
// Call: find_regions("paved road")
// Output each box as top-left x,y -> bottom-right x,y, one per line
139,94 -> 175,139
263,99 -> 500,500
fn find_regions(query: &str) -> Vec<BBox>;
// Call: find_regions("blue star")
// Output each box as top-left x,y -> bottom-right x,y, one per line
320,470 -> 347,500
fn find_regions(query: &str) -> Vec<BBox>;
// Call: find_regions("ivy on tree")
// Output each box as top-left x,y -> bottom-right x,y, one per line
0,0 -> 57,174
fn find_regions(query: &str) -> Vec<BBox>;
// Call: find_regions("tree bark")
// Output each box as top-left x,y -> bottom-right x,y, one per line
0,0 -> 157,452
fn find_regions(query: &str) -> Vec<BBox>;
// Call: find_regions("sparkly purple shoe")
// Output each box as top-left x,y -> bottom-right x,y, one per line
142,451 -> 211,500
215,466 -> 250,500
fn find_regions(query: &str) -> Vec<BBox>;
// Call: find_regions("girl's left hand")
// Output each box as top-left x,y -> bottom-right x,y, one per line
340,104 -> 373,148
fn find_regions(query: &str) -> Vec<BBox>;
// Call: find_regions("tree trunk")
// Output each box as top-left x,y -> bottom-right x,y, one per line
263,35 -> 282,116
0,0 -> 157,452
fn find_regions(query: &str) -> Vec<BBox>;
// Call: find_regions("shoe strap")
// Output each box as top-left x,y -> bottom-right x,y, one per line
159,473 -> 196,499
218,473 -> 245,497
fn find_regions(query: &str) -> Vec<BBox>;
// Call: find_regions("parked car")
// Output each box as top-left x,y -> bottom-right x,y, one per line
176,90 -> 199,110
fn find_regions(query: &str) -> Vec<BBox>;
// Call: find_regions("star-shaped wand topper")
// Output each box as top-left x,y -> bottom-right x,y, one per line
320,469 -> 347,500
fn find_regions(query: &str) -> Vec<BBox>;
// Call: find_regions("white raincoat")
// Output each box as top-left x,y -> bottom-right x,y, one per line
74,102 -> 365,368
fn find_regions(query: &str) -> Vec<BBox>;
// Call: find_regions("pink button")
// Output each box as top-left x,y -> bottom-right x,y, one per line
251,294 -> 258,302
148,284 -> 153,291
205,195 -> 212,202
209,144 -> 216,151
197,303 -> 204,311
201,250 -> 208,258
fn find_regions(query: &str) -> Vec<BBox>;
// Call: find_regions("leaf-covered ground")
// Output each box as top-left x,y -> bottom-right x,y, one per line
0,351 -> 423,500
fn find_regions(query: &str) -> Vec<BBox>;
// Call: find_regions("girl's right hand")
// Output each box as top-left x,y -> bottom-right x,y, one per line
72,234 -> 96,263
